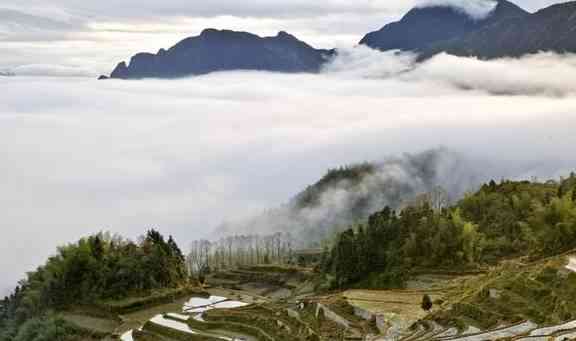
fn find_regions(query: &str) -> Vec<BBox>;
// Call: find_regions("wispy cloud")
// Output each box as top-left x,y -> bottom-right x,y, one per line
416,0 -> 497,19
325,47 -> 576,96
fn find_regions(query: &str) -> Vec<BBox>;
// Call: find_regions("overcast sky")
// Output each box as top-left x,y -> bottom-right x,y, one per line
0,0 -> 567,75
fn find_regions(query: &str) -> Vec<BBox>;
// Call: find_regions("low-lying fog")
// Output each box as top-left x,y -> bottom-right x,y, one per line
2,48 -> 576,295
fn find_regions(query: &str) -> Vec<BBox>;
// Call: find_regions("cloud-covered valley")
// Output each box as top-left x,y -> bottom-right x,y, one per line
2,50 -> 576,295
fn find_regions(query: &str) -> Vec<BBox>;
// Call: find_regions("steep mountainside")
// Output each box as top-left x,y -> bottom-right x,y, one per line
359,0 -> 528,52
103,29 -> 332,79
423,1 -> 576,59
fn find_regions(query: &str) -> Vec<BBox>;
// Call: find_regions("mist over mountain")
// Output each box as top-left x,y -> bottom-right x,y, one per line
4,1 -> 576,340
359,0 -> 528,52
213,148 -> 550,246
363,0 -> 576,59
423,1 -> 576,59
104,29 -> 332,80
100,0 -> 576,80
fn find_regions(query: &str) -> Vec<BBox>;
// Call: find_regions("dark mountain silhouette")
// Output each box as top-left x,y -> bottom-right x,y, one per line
102,29 -> 332,79
360,0 -> 528,52
422,1 -> 576,59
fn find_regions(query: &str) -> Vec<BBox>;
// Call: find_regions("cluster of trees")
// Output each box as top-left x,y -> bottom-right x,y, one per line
0,229 -> 187,341
187,232 -> 295,277
322,175 -> 576,289
322,205 -> 484,288
0,316 -> 79,341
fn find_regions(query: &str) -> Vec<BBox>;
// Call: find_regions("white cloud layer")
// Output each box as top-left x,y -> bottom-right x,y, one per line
12,64 -> 97,77
325,47 -> 576,96
2,50 -> 576,295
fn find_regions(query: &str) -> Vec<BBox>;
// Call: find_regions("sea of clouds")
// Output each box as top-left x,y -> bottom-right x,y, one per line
2,49 -> 576,294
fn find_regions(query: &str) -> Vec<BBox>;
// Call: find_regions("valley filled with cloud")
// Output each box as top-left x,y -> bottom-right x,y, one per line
2,49 -> 576,294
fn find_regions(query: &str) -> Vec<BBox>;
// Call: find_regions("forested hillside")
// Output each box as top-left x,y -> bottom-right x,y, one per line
321,175 -> 576,289
5,168 -> 576,340
0,230 -> 187,341
215,149 -> 473,246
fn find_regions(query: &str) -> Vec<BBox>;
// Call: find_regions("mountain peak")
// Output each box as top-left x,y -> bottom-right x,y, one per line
404,5 -> 469,19
110,61 -> 129,79
276,31 -> 295,39
411,0 -> 526,20
360,5 -> 479,51
197,28 -> 257,40
489,0 -> 529,20
359,0 -> 527,51
420,0 -> 576,59
200,28 -> 218,36
104,29 -> 331,79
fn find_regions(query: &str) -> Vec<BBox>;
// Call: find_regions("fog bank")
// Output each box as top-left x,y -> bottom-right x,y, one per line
325,48 -> 576,96
2,50 -> 576,294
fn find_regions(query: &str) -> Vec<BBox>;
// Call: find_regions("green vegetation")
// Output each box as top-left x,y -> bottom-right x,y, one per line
4,167 -> 576,339
97,287 -> 204,314
433,256 -> 576,329
194,304 -> 320,341
0,229 -> 187,341
322,174 -> 576,289
0,316 -> 101,341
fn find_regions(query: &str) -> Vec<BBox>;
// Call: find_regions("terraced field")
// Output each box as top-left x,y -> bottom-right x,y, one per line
57,256 -> 576,340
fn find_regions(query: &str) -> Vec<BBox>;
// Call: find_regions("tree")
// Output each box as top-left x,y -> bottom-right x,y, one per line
421,294 -> 433,312
332,229 -> 359,288
0,229 -> 189,341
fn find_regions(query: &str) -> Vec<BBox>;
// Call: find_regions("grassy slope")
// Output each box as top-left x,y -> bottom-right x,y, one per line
432,252 -> 576,330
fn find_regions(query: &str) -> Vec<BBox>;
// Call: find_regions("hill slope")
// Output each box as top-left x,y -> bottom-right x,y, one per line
216,149 -> 471,246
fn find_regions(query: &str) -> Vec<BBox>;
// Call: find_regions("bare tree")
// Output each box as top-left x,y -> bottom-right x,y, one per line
188,232 -> 298,274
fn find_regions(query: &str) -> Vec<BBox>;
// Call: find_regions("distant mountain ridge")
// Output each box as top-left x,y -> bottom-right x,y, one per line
359,0 -> 529,52
422,1 -> 576,59
101,0 -> 576,79
103,29 -> 332,79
